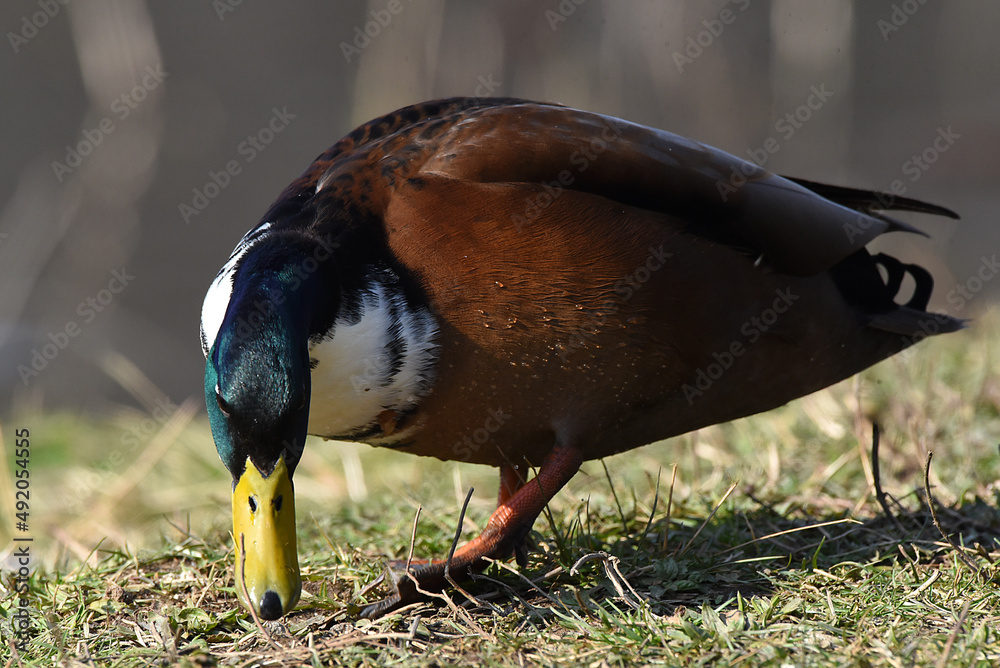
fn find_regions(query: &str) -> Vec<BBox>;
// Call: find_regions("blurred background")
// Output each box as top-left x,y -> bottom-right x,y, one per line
3,0 -> 997,414
0,1 -> 997,559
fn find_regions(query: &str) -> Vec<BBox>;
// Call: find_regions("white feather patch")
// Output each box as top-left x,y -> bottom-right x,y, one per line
307,280 -> 438,443
200,222 -> 273,357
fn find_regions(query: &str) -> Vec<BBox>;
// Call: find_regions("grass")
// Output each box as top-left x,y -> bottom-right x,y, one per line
3,309 -> 1000,666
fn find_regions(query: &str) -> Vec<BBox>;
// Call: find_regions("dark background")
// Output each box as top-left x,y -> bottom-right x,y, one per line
1,0 -> 996,417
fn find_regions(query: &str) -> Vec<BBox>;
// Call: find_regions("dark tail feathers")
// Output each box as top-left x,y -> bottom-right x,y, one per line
868,253 -> 965,336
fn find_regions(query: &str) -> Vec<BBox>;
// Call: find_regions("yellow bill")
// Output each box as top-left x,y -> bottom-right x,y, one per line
232,455 -> 301,620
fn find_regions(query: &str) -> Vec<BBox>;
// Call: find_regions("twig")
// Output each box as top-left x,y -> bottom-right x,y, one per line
442,487 -> 500,614
356,571 -> 386,601
871,423 -> 906,533
319,628 -> 422,651
601,460 -> 628,530
394,487 -> 499,638
936,599 -> 971,668
903,568 -> 941,600
605,556 -> 647,609
570,552 -> 646,610
355,502 -> 424,603
445,488 -> 474,567
467,572 -> 539,613
923,452 -> 981,576
570,551 -> 609,574
718,518 -> 862,555
574,587 -> 596,619
405,504 -> 422,574
479,556 -> 561,607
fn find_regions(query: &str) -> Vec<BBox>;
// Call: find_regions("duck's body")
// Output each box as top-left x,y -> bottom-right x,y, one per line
201,98 -> 961,620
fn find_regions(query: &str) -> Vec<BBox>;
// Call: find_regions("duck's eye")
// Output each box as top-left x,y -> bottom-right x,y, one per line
216,393 -> 232,417
248,495 -> 258,513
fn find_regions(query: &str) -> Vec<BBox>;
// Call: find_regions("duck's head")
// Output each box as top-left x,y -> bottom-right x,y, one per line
202,231 -> 333,620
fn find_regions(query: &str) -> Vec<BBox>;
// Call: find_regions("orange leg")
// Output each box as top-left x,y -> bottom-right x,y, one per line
360,442 -> 583,618
498,461 -> 526,506
498,461 -> 529,565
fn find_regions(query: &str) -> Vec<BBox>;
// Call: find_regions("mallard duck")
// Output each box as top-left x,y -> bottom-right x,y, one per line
200,97 -> 962,620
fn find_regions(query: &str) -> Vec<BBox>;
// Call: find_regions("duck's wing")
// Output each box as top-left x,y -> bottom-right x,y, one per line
375,99 -> 956,277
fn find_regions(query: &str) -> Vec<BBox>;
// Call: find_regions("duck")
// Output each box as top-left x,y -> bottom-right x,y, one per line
200,97 -> 963,621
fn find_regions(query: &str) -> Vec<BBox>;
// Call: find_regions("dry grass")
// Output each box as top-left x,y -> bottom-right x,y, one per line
3,309 -> 1000,666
